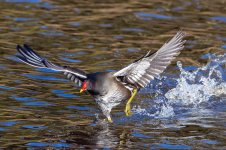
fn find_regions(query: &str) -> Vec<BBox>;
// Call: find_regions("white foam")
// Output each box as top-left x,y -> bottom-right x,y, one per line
133,99 -> 175,118
166,54 -> 226,106
134,53 -> 226,118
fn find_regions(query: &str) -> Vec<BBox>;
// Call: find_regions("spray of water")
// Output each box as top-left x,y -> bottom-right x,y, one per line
133,53 -> 226,118
166,53 -> 226,105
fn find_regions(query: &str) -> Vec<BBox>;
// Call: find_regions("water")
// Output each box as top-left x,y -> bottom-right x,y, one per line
166,54 -> 226,105
0,0 -> 226,149
134,54 -> 226,119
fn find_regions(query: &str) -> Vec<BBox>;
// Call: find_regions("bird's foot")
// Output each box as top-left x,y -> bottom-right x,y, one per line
107,116 -> 113,123
104,116 -> 113,123
125,103 -> 132,116
125,89 -> 137,116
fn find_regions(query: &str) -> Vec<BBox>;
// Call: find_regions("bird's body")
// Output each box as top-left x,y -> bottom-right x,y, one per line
86,72 -> 132,119
16,31 -> 186,122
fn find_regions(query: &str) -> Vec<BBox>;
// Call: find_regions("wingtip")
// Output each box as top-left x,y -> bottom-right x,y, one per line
16,44 -> 31,49
23,44 -> 30,49
16,44 -> 22,50
176,30 -> 187,38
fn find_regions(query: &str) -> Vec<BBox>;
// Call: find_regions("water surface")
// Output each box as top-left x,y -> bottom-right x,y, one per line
0,0 -> 226,149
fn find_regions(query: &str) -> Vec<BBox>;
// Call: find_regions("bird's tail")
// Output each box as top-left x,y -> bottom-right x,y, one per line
16,44 -> 64,71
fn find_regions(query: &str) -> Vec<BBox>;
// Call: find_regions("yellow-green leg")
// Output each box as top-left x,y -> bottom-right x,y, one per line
104,116 -> 113,123
125,89 -> 137,116
107,116 -> 113,123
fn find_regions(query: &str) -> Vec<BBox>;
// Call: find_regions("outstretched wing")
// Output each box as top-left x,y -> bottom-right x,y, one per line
16,44 -> 87,87
114,31 -> 186,88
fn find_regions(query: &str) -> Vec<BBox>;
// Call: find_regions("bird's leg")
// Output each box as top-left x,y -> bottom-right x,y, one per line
103,116 -> 113,123
125,89 -> 137,116
107,116 -> 113,123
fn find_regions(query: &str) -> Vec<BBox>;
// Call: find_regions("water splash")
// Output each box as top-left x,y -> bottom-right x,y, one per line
134,53 -> 226,118
166,53 -> 226,106
133,102 -> 175,118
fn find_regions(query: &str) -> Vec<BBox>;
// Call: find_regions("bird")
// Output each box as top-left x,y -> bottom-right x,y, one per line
16,31 -> 186,122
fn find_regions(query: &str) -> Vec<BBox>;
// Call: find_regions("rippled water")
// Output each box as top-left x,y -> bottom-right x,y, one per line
0,0 -> 226,149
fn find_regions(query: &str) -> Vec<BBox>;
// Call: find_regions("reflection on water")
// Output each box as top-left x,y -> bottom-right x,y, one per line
0,0 -> 226,149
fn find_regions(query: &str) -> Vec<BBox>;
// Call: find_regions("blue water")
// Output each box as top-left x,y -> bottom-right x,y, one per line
151,143 -> 192,150
52,89 -> 79,98
122,28 -> 145,33
22,74 -> 68,82
66,105 -> 90,111
26,142 -> 70,148
12,95 -> 37,101
135,12 -> 173,20
14,17 -> 36,22
221,45 -> 226,49
0,121 -> 17,127
22,125 -> 46,129
132,132 -> 151,139
211,16 -> 226,23
23,101 -> 53,106
60,57 -> 82,63
0,86 -> 12,90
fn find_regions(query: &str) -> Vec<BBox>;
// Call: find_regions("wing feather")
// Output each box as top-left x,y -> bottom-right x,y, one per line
16,44 -> 87,87
114,31 -> 186,88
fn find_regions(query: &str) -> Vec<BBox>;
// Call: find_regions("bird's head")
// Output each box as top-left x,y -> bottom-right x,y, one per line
80,81 -> 87,93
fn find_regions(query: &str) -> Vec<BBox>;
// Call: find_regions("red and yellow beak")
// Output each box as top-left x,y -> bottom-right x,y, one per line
80,81 -> 87,93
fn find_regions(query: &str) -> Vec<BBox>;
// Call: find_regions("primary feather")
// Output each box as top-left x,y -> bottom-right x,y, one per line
114,31 -> 186,88
16,44 -> 87,87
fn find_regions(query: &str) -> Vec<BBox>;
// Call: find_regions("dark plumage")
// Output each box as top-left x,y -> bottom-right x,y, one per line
16,31 -> 186,122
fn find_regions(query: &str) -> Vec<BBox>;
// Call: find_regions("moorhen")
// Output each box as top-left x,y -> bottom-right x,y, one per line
16,31 -> 186,122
